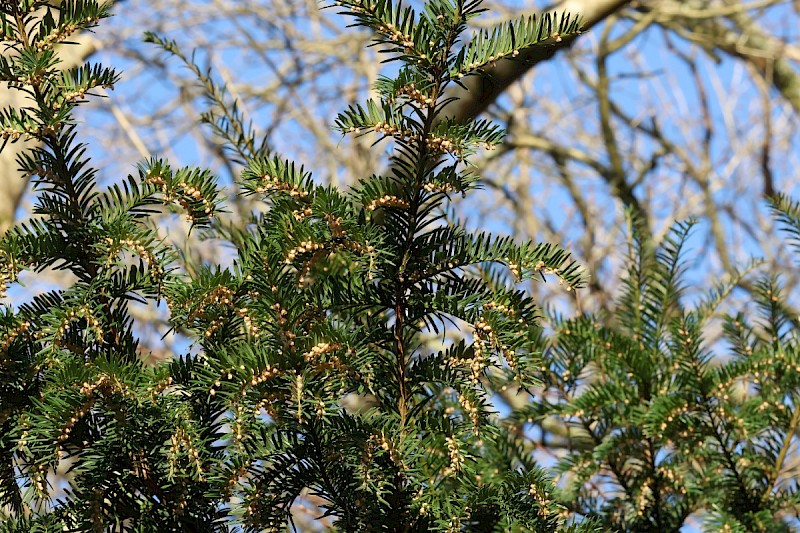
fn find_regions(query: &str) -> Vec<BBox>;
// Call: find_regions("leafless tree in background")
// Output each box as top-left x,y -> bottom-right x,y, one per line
6,0 -> 793,307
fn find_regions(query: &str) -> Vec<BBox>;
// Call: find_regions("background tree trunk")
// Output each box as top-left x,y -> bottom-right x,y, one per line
0,30 -> 100,234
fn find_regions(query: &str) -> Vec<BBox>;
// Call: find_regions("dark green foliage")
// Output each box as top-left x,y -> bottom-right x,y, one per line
520,208 -> 800,532
0,0 -> 588,531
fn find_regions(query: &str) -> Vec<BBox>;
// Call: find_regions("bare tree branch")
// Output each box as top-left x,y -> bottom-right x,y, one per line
439,0 -> 632,124
637,0 -> 800,112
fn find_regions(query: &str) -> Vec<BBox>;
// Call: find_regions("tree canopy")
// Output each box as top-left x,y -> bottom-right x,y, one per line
1,0 -> 799,531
